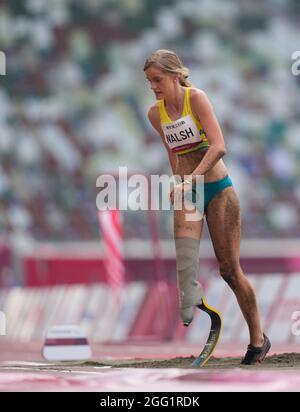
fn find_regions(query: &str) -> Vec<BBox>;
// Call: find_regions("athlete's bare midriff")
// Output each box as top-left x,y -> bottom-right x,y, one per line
175,148 -> 228,182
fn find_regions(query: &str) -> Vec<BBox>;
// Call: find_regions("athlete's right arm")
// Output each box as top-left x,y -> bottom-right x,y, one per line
147,104 -> 177,174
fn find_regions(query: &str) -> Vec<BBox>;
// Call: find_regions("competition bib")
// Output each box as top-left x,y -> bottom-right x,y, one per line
161,114 -> 203,152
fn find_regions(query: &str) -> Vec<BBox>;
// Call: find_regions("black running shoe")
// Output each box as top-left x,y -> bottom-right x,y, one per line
241,334 -> 271,365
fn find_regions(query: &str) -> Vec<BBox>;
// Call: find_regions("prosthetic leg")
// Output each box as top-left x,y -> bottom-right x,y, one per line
175,237 -> 222,367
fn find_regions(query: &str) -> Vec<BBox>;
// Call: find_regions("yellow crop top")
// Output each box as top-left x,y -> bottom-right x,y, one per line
158,87 -> 209,155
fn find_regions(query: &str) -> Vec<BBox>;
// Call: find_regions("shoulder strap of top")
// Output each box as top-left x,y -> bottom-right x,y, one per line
158,99 -> 171,123
184,87 -> 192,115
184,87 -> 200,126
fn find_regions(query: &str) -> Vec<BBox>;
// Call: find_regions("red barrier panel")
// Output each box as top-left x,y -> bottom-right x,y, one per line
23,255 -> 300,287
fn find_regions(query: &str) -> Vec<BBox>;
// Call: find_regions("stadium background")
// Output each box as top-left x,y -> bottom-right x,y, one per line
0,0 -> 300,385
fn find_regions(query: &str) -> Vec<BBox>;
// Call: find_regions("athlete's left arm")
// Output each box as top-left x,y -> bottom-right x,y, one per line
189,90 -> 227,182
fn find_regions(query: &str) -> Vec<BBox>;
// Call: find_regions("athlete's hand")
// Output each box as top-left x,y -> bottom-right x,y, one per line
169,180 -> 193,205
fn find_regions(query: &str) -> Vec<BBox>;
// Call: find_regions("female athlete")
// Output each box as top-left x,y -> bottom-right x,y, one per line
144,49 -> 270,365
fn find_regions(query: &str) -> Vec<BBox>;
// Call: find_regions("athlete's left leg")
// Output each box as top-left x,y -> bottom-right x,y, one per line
205,187 -> 264,347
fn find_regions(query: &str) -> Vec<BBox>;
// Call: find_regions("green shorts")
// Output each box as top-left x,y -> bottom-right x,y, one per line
188,175 -> 233,212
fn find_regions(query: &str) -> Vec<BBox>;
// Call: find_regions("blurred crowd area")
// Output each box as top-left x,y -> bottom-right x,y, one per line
0,0 -> 300,242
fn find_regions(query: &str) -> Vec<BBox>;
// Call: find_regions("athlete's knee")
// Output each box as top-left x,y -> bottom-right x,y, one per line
219,261 -> 240,289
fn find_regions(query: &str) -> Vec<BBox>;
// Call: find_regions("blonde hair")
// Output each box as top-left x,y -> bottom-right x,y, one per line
144,49 -> 191,87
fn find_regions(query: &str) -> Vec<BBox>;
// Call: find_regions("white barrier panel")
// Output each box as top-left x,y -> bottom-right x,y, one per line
187,273 -> 300,345
0,282 -> 147,343
268,273 -> 300,343
0,276 -> 299,344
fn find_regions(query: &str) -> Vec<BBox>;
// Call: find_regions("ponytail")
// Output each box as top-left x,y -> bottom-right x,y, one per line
178,67 -> 191,87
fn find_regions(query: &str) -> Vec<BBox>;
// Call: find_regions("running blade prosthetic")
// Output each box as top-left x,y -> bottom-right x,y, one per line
190,298 -> 222,368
